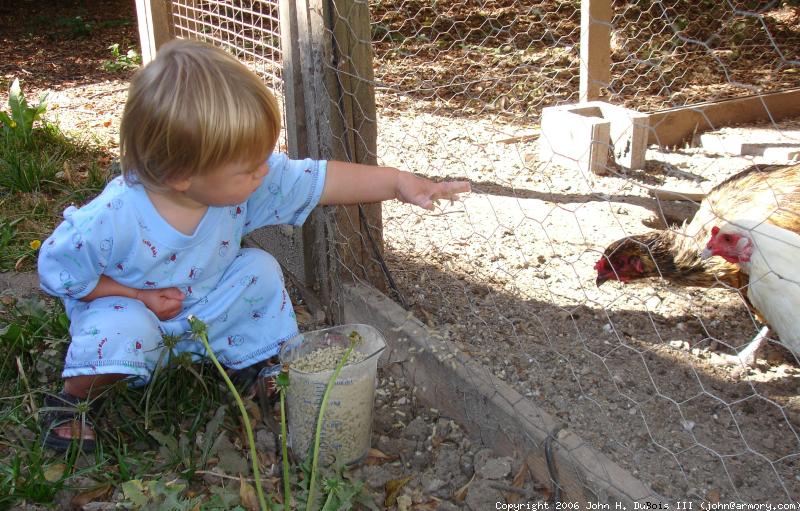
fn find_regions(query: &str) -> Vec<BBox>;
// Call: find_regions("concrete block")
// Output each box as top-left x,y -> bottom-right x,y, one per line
540,105 -> 610,175
540,101 -> 649,174
698,128 -> 800,161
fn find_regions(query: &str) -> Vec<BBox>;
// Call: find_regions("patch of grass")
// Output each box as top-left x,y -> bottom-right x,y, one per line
0,79 -> 114,271
0,302 -> 379,509
0,127 -> 68,194
0,444 -> 67,506
0,296 -> 69,383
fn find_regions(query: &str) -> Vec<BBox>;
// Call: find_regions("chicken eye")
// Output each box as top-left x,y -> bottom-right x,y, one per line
722,234 -> 731,242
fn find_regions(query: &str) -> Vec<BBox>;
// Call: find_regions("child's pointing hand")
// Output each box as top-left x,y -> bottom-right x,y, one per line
397,172 -> 471,211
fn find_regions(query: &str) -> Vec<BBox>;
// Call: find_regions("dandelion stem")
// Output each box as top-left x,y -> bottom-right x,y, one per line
188,316 -> 269,511
305,337 -> 356,511
278,367 -> 291,511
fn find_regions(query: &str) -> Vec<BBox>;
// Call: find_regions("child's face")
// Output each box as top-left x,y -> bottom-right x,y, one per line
178,159 -> 269,207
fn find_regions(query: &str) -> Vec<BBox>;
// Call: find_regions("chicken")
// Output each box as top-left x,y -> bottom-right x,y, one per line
702,219 -> 800,365
595,163 -> 800,290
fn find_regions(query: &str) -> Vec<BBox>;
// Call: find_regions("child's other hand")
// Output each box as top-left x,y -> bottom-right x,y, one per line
397,172 -> 471,210
135,287 -> 185,320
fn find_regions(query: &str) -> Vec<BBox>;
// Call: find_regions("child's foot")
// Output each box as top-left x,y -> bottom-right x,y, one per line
40,392 -> 100,453
229,357 -> 279,398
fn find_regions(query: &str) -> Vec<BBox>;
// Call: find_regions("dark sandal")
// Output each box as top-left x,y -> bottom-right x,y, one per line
229,357 -> 279,398
40,392 -> 101,453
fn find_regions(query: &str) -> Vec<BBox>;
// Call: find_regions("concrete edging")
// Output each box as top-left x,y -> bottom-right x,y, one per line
341,281 -> 663,509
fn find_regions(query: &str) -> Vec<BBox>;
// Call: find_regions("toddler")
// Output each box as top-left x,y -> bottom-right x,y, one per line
37,39 -> 469,452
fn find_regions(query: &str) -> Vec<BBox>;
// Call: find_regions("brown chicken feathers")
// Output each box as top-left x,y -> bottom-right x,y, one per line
595,163 -> 800,290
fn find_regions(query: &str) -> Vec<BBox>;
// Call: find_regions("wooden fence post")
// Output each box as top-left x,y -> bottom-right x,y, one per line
580,0 -> 612,102
135,0 -> 174,64
282,0 -> 382,322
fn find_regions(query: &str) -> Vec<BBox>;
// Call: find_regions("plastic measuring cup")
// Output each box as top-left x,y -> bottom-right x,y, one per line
276,324 -> 385,466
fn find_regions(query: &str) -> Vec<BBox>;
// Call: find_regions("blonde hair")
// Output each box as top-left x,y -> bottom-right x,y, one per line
119,39 -> 281,190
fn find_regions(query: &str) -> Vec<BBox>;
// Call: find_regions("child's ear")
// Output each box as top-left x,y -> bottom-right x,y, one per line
166,177 -> 192,192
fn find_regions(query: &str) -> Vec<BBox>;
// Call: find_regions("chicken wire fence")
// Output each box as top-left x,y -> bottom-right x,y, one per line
153,0 -> 800,505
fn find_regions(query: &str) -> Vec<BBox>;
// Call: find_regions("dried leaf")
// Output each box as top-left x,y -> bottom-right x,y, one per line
239,476 -> 259,511
384,476 -> 412,508
512,463 -> 527,488
14,255 -> 27,271
71,483 -> 112,507
397,494 -> 413,511
364,447 -> 398,465
507,463 -> 528,503
537,482 -> 553,503
707,489 -> 721,503
413,500 -> 440,510
293,304 -> 313,326
43,463 -> 66,482
453,473 -> 475,503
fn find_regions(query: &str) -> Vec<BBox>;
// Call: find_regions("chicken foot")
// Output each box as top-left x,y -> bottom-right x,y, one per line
735,325 -> 770,367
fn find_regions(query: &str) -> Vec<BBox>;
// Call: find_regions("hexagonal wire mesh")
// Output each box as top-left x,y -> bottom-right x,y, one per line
165,0 -> 800,504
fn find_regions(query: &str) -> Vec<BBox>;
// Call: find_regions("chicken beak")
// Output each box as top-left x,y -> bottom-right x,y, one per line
700,247 -> 713,260
595,274 -> 609,287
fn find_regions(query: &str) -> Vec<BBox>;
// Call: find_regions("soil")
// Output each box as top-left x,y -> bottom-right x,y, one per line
378,112 -> 800,504
3,0 -> 800,507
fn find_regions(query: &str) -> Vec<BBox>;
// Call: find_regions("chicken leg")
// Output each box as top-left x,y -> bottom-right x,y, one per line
736,325 -> 770,367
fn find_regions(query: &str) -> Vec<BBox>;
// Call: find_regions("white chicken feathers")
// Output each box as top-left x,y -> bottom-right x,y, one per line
704,219 -> 800,361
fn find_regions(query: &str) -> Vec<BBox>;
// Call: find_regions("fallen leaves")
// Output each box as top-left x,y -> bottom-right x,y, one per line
70,483 -> 112,507
42,463 -> 66,482
384,475 -> 413,508
452,473 -> 475,503
506,463 -> 529,504
363,447 -> 398,465
239,475 -> 260,511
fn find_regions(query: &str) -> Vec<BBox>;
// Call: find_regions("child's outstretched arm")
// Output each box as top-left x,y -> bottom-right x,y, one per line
319,161 -> 470,210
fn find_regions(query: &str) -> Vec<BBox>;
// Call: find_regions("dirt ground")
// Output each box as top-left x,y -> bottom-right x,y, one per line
378,107 -> 800,503
4,0 -> 800,506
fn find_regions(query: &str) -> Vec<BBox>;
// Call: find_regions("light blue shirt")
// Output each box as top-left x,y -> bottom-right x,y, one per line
38,153 -> 327,312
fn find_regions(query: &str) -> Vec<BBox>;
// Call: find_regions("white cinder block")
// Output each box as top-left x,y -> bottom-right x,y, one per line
540,101 -> 649,174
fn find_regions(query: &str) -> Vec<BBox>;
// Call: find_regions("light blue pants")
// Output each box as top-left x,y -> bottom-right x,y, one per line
61,248 -> 298,385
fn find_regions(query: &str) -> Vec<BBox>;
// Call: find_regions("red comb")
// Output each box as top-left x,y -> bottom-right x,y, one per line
711,226 -> 720,235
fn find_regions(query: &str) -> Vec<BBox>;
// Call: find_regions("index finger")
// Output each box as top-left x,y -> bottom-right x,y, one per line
434,180 -> 471,200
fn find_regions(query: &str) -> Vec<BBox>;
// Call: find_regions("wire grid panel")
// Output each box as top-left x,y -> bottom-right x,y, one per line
171,0 -> 284,93
327,0 -> 800,505
608,1 -> 800,111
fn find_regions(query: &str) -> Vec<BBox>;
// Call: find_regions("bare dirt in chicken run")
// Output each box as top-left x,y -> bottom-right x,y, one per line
4,0 -> 800,507
379,109 -> 800,504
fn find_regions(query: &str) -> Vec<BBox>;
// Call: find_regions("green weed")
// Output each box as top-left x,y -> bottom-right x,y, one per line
0,78 -> 48,145
102,43 -> 142,73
